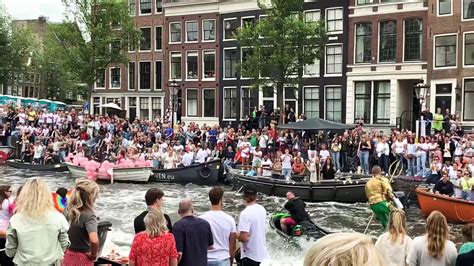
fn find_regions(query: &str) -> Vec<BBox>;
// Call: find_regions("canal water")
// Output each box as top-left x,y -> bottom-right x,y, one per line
0,167 -> 464,266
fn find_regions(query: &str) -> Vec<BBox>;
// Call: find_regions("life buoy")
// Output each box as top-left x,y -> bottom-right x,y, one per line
0,151 -> 8,162
199,165 -> 211,179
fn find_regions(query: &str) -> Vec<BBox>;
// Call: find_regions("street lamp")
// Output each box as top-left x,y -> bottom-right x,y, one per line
169,80 -> 179,128
414,79 -> 430,139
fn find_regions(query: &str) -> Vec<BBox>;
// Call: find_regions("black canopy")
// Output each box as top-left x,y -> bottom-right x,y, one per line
276,118 -> 354,131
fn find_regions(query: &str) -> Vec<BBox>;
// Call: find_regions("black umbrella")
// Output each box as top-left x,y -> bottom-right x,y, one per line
276,118 -> 354,131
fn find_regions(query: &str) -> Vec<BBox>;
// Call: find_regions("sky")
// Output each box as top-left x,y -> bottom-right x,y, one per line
2,0 -> 65,22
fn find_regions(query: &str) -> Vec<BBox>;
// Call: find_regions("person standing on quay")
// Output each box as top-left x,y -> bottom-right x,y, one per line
134,188 -> 173,234
200,187 -> 237,266
365,166 -> 393,229
237,185 -> 268,266
173,199 -> 213,266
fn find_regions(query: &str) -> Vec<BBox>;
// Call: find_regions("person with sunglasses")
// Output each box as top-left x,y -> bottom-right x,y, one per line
459,170 -> 473,201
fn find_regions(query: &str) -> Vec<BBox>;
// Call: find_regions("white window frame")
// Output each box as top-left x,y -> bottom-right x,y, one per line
129,0 -> 136,16
303,86 -> 320,119
94,70 -> 106,90
304,9 -> 321,23
437,0 -> 453,17
223,86 -> 238,121
186,88 -> 199,117
223,47 -> 238,80
202,88 -> 216,117
155,0 -> 163,14
223,18 -> 238,41
377,20 -> 397,63
303,47 -> 320,77
324,43 -> 343,77
154,60 -> 162,90
258,15 -> 267,38
433,33 -> 458,70
185,20 -> 199,43
463,31 -> 474,68
138,61 -> 152,91
128,62 -> 135,91
139,0 -> 152,16
241,16 -> 255,29
283,86 -> 299,116
109,67 -> 121,89
240,47 -> 251,80
186,50 -> 199,81
139,27 -> 152,52
169,22 -> 182,44
202,19 -> 216,42
169,51 -> 182,81
323,85 -> 343,122
240,86 -> 256,119
259,85 -> 277,115
353,23 -> 372,65
155,26 -> 162,51
325,7 -> 344,35
462,0 -> 474,21
402,18 -> 423,63
202,50 -> 216,81
462,77 -> 474,121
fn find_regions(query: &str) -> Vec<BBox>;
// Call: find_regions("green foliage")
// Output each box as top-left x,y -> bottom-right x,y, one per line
237,0 -> 326,95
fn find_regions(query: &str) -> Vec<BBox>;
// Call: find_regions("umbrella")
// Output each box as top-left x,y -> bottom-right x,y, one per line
277,118 -> 354,131
99,102 -> 123,110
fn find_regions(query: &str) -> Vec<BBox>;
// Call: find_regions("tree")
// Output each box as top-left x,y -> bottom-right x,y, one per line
237,0 -> 326,116
56,0 -> 140,95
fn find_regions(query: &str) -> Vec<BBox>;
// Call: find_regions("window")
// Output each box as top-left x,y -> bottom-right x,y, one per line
139,27 -> 151,51
325,87 -> 342,122
96,70 -> 105,88
139,62 -> 151,90
224,19 -> 238,40
354,82 -> 371,123
304,87 -> 319,119
379,21 -> 397,62
129,0 -> 136,16
186,89 -> 198,117
170,22 -> 182,43
435,35 -> 456,67
203,90 -> 215,117
186,51 -> 198,80
224,87 -> 238,119
156,0 -> 162,13
326,45 -> 342,74
241,87 -> 258,118
140,97 -> 149,120
140,0 -> 151,14
304,55 -> 320,76
438,0 -> 451,15
93,97 -> 101,114
326,8 -> 343,33
186,21 -> 198,42
305,10 -> 321,23
355,23 -> 372,63
203,50 -> 215,79
242,17 -> 255,28
128,62 -> 135,90
241,48 -> 252,78
357,0 -> 373,4
464,80 -> 474,120
170,52 -> 182,80
465,33 -> 474,65
110,68 -> 121,88
155,61 -> 162,90
224,49 -> 238,79
404,19 -> 423,61
203,20 -> 215,41
152,97 -> 162,119
374,81 -> 390,124
464,0 -> 474,20
111,39 -> 122,54
155,26 -> 162,50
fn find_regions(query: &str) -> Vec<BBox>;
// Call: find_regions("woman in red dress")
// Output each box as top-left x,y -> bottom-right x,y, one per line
129,208 -> 178,266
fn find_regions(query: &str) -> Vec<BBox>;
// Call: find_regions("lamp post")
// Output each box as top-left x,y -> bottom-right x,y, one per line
414,79 -> 430,139
169,80 -> 179,128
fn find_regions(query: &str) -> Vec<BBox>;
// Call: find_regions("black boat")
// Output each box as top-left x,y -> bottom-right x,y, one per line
6,159 -> 69,172
150,159 -> 221,185
269,212 -> 331,245
227,168 -> 369,203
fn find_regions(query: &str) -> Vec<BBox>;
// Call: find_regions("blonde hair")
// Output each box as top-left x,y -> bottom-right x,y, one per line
304,232 -> 386,266
144,208 -> 168,238
15,178 -> 54,219
66,179 -> 100,223
426,211 -> 449,259
388,210 -> 408,244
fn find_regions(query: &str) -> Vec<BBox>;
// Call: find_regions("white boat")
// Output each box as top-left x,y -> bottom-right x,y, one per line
107,167 -> 152,183
64,162 -> 110,181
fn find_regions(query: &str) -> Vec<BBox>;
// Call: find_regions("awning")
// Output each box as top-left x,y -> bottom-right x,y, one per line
276,118 -> 354,131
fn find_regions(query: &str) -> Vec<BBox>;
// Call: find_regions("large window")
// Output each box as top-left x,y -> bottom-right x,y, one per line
354,82 -> 371,123
379,21 -> 397,62
223,19 -> 238,40
96,70 -> 105,88
241,48 -> 252,78
438,0 -> 451,15
110,68 -> 121,88
224,87 -> 238,119
435,35 -> 456,67
186,89 -> 198,117
129,0 -> 136,16
224,49 -> 238,79
203,50 -> 215,79
404,19 -> 423,61
186,21 -> 198,42
140,97 -> 149,120
464,0 -> 474,20
326,45 -> 342,74
186,51 -> 198,80
325,87 -> 342,122
152,97 -> 162,119
155,26 -> 162,50
241,87 -> 258,118
170,22 -> 182,43
139,27 -> 151,51
465,33 -> 474,65
128,62 -> 135,90
203,20 -> 215,41
357,0 -> 373,4
155,61 -> 162,90
326,8 -> 343,33
374,81 -> 390,124
156,0 -> 162,13
304,87 -> 319,119
464,80 -> 474,120
139,62 -> 151,90
170,52 -> 182,80
203,90 -> 215,117
305,10 -> 320,23
355,23 -> 372,63
139,0 -> 151,14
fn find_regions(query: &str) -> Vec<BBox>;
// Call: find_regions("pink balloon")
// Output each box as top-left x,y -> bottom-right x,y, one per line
65,157 -> 71,162
138,157 -> 145,162
73,160 -> 79,166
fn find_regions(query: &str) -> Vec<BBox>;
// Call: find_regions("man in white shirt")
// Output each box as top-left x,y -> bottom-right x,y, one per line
180,147 -> 195,167
195,144 -> 208,163
200,187 -> 237,266
260,155 -> 273,177
237,185 -> 268,265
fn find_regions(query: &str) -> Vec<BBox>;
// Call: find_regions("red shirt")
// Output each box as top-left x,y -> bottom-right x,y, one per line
129,232 -> 178,266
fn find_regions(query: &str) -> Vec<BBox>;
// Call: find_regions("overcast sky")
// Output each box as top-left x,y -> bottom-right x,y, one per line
2,0 -> 65,22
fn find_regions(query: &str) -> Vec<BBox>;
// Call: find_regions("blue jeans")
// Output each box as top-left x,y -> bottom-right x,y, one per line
282,168 -> 292,179
359,151 -> 369,173
416,153 -> 427,176
341,151 -> 348,171
378,154 -> 389,174
208,258 -> 230,266
461,191 -> 472,201
332,152 -> 340,171
407,157 -> 416,176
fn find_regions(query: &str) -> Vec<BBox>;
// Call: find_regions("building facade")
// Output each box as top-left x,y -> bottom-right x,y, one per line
346,0 -> 428,130
427,0 -> 474,127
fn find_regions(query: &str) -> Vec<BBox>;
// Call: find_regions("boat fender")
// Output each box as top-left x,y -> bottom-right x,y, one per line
199,165 -> 212,179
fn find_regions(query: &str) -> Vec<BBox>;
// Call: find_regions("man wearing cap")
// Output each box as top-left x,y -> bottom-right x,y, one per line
365,165 -> 394,230
237,185 -> 268,265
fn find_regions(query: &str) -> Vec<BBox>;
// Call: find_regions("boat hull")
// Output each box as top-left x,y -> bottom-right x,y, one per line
65,163 -> 109,180
108,167 -> 152,183
228,169 -> 368,203
150,159 -> 220,185
6,159 -> 68,172
416,187 -> 474,223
